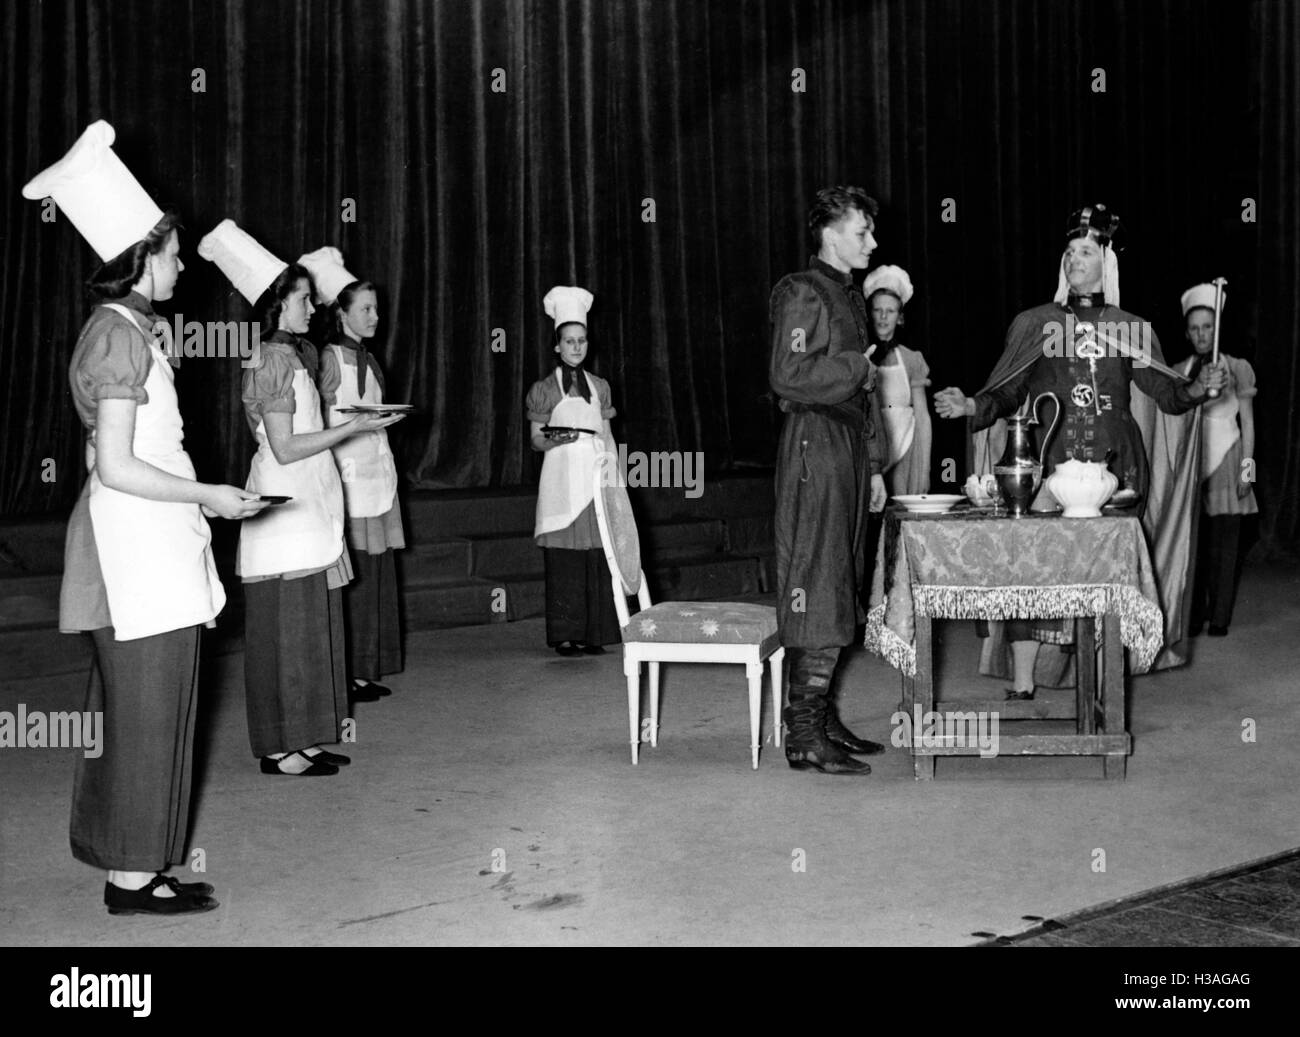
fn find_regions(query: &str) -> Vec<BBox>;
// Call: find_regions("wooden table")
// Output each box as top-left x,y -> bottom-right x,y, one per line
863,507 -> 1166,780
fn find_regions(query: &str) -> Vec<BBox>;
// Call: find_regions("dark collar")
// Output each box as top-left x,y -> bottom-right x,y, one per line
809,255 -> 854,286
267,330 -> 303,347
109,290 -> 158,322
1067,292 -> 1105,309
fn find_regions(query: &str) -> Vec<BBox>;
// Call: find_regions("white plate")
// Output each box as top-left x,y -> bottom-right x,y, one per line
892,494 -> 966,514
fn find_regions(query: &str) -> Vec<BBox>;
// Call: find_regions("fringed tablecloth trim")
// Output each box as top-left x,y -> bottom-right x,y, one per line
863,603 -> 917,676
911,583 -> 1163,672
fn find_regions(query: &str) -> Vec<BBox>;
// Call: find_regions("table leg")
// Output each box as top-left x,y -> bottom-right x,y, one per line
1100,612 -> 1127,781
913,613 -> 935,780
1076,617 -> 1096,735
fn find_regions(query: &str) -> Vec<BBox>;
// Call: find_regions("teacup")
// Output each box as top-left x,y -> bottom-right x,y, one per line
964,473 -> 998,506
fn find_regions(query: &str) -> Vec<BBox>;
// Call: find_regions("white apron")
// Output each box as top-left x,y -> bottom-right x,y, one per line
877,352 -> 915,469
86,304 -> 226,641
238,361 -> 346,577
1181,357 -> 1240,480
534,370 -> 604,538
325,343 -> 398,517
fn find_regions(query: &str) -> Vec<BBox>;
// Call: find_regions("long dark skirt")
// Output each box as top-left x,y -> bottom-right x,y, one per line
243,574 -> 349,757
70,625 -> 200,872
345,548 -> 402,680
1192,513 -> 1257,629
543,547 -> 621,646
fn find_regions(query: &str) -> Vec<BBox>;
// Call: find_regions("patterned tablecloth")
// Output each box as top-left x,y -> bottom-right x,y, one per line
863,507 -> 1165,677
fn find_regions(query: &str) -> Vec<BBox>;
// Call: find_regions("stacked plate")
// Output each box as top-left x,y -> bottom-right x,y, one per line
891,494 -> 967,514
335,403 -> 415,414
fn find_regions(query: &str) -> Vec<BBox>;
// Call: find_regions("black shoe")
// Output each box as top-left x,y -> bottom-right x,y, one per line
579,644 -> 607,656
260,751 -> 339,777
787,745 -> 873,774
105,876 -> 219,916
354,680 -> 391,697
349,681 -> 383,702
783,696 -> 872,776
554,642 -> 581,657
824,710 -> 886,755
158,874 -> 215,897
305,747 -> 351,766
1005,687 -> 1036,701
1208,625 -> 1228,637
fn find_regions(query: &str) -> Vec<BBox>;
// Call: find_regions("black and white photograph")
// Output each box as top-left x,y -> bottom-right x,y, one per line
0,0 -> 1297,1007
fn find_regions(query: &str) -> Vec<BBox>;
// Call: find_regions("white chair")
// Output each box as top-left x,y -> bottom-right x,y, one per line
591,454 -> 784,768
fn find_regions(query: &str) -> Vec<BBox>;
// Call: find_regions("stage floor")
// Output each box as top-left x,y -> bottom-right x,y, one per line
1,559 -> 1297,946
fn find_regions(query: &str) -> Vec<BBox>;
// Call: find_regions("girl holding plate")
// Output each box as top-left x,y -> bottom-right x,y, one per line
300,247 -> 406,699
23,122 -> 266,913
199,222 -> 401,775
524,286 -> 620,656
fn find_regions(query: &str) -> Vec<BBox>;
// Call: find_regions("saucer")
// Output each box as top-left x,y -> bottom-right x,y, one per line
892,494 -> 966,514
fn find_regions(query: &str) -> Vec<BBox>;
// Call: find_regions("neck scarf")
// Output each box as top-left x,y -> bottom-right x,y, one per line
869,331 -> 899,368
338,333 -> 370,397
560,362 -> 591,402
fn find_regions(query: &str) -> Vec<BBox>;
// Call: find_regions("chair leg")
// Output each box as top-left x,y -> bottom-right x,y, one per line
648,661 -> 661,748
747,661 -> 763,769
769,648 -> 784,749
626,659 -> 641,765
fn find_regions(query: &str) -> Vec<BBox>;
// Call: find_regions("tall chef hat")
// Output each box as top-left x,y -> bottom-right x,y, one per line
862,265 -> 914,307
21,121 -> 166,263
543,286 -> 594,330
297,246 -> 358,305
197,219 -> 289,305
1181,282 -> 1225,316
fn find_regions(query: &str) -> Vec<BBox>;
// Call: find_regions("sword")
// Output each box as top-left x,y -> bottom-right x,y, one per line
1208,276 -> 1227,399
981,319 -> 1194,397
1091,328 -> 1192,382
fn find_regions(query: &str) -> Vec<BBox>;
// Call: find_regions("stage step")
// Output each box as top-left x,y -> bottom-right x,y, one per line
0,476 -> 777,678
0,573 -> 63,628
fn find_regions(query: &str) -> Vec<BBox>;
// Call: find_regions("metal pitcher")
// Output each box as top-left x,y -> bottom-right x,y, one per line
993,392 -> 1061,516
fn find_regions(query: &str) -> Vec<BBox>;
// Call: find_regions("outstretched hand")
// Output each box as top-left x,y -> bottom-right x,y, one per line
203,486 -> 270,520
934,387 -> 969,419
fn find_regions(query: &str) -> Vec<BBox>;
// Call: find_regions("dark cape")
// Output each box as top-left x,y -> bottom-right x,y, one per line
969,301 -> 1203,675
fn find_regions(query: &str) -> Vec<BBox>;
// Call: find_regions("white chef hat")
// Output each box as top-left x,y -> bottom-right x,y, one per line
197,219 -> 289,305
21,121 -> 165,263
1181,282 -> 1225,316
297,246 -> 358,305
862,265 -> 914,306
543,286 -> 594,330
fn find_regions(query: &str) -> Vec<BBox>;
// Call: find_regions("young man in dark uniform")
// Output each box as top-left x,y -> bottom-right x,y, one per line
769,186 -> 890,776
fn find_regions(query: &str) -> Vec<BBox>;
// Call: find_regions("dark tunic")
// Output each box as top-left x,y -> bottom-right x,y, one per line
770,257 -> 887,649
971,302 -> 1200,497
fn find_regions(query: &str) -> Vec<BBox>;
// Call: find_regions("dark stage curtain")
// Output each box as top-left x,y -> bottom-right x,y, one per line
1,0 -> 1295,548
